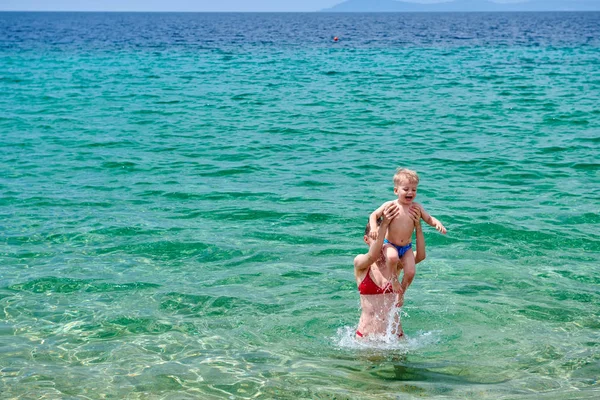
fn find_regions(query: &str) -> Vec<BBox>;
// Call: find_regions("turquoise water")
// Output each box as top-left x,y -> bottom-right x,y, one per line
1,12 -> 599,399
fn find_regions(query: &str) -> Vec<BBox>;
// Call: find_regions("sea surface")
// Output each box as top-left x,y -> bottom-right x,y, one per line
1,12 -> 599,399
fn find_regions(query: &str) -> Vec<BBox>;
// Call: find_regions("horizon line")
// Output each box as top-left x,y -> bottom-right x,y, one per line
2,10 -> 600,13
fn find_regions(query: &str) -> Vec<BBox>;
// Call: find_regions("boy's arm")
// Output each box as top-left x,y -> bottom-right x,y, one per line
368,201 -> 393,239
417,203 -> 447,234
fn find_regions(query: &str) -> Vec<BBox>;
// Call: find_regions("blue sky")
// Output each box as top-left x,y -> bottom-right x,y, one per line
4,0 -> 337,12
0,0 -> 524,12
1,1 -> 597,12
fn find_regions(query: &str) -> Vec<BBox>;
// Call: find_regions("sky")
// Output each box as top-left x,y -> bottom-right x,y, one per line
0,1 -> 596,12
6,0 -> 340,12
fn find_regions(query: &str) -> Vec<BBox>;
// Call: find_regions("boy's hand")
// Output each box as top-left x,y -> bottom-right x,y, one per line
435,221 -> 447,234
369,230 -> 378,240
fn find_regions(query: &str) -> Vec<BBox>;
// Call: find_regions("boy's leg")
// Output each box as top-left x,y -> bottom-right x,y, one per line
400,250 -> 416,291
392,259 -> 403,298
395,251 -> 416,307
384,245 -> 400,273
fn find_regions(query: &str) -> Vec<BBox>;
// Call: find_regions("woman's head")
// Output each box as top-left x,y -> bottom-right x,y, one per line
363,217 -> 382,245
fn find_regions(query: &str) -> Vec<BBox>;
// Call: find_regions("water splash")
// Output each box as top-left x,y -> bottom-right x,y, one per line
334,307 -> 440,351
334,326 -> 440,352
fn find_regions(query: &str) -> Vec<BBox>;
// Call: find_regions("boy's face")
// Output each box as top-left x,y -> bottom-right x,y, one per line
394,180 -> 418,204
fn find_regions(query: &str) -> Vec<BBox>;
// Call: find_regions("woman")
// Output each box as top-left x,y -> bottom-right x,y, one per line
353,203 -> 426,339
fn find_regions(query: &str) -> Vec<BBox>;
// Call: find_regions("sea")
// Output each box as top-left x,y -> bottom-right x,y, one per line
0,11 -> 599,399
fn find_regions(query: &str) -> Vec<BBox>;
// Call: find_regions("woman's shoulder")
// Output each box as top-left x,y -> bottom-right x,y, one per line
354,253 -> 366,268
354,253 -> 374,273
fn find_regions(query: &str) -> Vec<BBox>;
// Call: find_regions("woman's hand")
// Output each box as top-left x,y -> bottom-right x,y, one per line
382,203 -> 400,224
395,287 -> 405,307
408,204 -> 421,226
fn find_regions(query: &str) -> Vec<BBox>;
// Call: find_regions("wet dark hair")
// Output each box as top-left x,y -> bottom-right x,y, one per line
364,217 -> 383,236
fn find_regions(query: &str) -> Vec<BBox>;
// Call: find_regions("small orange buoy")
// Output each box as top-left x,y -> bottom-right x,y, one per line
333,36 -> 339,42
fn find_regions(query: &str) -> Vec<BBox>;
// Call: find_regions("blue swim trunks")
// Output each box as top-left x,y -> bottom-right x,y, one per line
384,239 -> 412,257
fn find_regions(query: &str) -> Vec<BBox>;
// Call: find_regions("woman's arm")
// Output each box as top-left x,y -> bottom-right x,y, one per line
368,201 -> 393,239
405,204 -> 426,264
414,219 -> 426,264
354,203 -> 399,273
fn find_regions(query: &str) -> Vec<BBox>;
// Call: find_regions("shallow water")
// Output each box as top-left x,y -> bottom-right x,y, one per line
1,12 -> 599,399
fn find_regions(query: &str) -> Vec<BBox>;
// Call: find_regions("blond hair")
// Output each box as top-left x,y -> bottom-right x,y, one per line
393,168 -> 419,187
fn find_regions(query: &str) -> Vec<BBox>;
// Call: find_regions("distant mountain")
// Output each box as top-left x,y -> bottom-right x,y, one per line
322,0 -> 600,12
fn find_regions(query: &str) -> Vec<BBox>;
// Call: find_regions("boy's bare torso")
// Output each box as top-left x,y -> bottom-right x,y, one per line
385,200 -> 416,246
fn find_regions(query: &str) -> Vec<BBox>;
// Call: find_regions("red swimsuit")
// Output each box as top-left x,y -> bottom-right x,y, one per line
356,267 -> 404,338
358,267 -> 394,295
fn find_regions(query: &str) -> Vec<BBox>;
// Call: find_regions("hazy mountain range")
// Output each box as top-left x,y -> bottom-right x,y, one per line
322,0 -> 600,12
